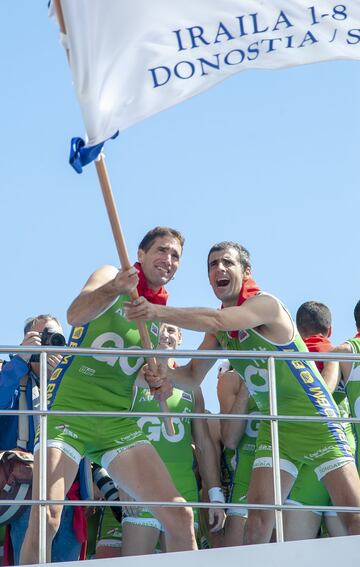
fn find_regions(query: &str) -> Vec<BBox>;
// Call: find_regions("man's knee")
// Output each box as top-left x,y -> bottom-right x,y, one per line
162,503 -> 194,536
340,512 -> 360,535
244,510 -> 274,543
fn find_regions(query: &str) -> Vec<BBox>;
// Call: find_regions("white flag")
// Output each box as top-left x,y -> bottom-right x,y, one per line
56,0 -> 360,158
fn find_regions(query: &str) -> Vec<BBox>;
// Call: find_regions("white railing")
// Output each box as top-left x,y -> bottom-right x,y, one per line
1,345 -> 360,563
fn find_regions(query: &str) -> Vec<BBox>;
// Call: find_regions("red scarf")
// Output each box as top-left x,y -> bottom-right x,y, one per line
222,277 -> 261,338
303,334 -> 333,372
355,332 -> 360,338
134,262 -> 168,305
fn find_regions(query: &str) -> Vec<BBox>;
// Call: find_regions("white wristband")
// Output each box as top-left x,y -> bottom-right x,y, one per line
208,487 -> 225,503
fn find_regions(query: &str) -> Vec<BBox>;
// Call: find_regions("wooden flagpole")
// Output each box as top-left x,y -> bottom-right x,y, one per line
53,0 -> 174,435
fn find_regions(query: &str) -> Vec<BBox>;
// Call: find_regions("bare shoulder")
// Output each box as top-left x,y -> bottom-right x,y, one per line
245,293 -> 283,315
331,342 -> 353,354
81,265 -> 119,292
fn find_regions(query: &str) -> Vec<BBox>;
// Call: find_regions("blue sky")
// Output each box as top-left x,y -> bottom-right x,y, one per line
1,2 -> 359,411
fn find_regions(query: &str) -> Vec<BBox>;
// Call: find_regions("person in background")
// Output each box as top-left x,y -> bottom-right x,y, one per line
322,300 -> 360,486
284,301 -> 352,540
0,315 -> 85,564
217,361 -> 260,546
121,323 -> 225,555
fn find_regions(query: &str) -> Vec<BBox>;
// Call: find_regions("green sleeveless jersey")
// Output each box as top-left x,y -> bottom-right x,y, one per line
240,395 -> 260,453
48,294 -> 160,412
344,338 -> 360,467
216,299 -> 340,420
132,386 -> 198,497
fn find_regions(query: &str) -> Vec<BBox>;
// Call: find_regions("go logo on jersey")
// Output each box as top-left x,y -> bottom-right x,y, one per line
245,412 -> 261,438
137,417 -> 185,443
244,365 -> 268,393
91,332 -> 144,376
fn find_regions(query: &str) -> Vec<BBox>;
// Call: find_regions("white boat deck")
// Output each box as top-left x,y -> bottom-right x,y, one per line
25,535 -> 360,567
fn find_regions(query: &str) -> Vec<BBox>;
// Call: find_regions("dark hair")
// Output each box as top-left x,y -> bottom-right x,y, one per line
296,301 -> 331,338
138,226 -> 185,253
354,300 -> 360,330
207,242 -> 251,272
24,315 -> 62,335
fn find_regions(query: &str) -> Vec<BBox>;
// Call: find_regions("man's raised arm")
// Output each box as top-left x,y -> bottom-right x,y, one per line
67,265 -> 139,326
125,294 -> 281,334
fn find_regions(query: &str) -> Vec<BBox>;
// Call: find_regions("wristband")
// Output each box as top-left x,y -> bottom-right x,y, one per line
208,487 -> 225,503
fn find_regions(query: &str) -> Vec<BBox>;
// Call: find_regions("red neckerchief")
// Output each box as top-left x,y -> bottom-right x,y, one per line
355,332 -> 360,338
222,277 -> 261,338
134,262 -> 168,305
303,334 -> 333,372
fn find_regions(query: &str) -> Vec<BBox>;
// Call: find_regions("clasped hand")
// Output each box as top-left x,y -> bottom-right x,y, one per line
143,362 -> 173,401
124,296 -> 155,321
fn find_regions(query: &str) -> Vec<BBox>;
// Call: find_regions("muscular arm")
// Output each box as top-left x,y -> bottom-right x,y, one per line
192,389 -> 225,532
322,342 -> 353,391
217,370 -> 249,449
67,265 -> 138,326
166,333 -> 220,389
126,294 -> 282,334
192,389 -> 221,490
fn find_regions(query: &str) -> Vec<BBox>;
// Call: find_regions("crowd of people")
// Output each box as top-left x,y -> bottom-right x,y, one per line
0,226 -> 359,564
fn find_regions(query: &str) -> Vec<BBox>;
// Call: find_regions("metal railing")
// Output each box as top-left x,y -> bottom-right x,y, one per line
1,344 -> 360,562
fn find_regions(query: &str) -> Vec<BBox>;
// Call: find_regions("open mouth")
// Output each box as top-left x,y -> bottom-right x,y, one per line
216,278 -> 230,288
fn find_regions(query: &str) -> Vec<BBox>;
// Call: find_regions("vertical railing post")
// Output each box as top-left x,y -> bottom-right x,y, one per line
268,356 -> 284,542
39,352 -> 48,564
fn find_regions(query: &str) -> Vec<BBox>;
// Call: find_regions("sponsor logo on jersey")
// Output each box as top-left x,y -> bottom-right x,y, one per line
139,391 -> 154,403
72,327 -> 84,340
115,308 -> 124,317
91,332 -> 144,376
115,431 -> 143,445
79,365 -> 96,377
137,416 -> 186,443
150,323 -> 159,337
54,424 -> 78,440
237,330 -> 250,343
181,392 -> 192,403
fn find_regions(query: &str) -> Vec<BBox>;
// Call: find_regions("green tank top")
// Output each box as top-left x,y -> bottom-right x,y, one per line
240,395 -> 260,452
48,294 -> 160,412
132,386 -> 195,466
216,297 -> 339,419
344,338 -> 360,465
132,386 -> 198,498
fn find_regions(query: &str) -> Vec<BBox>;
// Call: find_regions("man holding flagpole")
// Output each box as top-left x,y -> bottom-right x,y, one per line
20,227 -> 198,564
125,240 -> 360,543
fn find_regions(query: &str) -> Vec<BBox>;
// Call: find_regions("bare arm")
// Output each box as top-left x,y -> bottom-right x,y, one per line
192,389 -> 225,532
217,370 -> 249,449
192,389 -> 221,490
67,265 -> 139,326
166,333 -> 220,389
322,342 -> 353,391
125,293 -> 281,334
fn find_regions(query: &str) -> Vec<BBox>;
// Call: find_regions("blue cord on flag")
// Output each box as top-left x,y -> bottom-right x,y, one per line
69,132 -> 119,173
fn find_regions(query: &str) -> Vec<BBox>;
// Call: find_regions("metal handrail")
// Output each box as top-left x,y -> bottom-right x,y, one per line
1,344 -> 359,561
1,344 -> 360,361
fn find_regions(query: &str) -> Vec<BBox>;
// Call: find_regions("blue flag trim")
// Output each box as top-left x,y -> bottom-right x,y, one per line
69,132 -> 119,173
